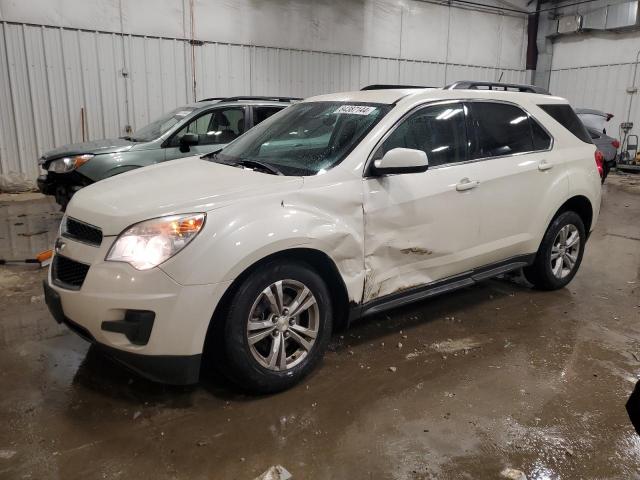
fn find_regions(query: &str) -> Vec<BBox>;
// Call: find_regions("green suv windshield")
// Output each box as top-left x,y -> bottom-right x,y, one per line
213,102 -> 391,175
130,107 -> 196,142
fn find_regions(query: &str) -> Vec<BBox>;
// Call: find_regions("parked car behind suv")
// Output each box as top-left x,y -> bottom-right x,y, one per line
43,84 -> 601,393
37,96 -> 298,209
575,108 -> 619,182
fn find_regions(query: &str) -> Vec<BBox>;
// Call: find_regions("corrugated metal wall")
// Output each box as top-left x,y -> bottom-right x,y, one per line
550,64 -> 639,139
549,34 -> 640,142
0,21 -> 526,182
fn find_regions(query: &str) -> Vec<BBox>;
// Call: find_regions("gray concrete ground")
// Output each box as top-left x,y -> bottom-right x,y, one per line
0,174 -> 639,480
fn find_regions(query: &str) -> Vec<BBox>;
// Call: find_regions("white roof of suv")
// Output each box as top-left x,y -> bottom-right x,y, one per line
305,87 -> 570,107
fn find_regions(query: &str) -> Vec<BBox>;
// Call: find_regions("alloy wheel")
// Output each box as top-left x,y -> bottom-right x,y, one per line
246,279 -> 320,371
550,224 -> 580,279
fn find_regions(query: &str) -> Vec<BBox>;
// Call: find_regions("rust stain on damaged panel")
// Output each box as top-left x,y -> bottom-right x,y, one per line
400,247 -> 433,255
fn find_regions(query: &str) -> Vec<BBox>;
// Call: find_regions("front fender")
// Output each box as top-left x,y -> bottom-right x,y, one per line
160,182 -> 365,303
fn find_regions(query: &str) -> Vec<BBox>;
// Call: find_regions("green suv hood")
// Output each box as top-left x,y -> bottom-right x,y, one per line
42,138 -> 134,161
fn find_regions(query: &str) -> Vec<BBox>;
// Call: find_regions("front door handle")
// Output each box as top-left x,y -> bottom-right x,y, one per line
538,160 -> 553,171
456,177 -> 480,191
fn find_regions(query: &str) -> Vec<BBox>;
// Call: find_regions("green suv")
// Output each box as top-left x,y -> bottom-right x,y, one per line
37,96 -> 298,208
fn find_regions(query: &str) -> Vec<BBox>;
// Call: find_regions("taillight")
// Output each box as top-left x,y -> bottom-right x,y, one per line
612,139 -> 620,149
595,150 -> 604,177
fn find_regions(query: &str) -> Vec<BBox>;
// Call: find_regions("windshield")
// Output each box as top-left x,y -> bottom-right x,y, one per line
129,107 -> 195,142
213,101 -> 391,175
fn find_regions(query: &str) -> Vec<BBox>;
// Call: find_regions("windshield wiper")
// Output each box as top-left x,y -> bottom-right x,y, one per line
232,159 -> 283,176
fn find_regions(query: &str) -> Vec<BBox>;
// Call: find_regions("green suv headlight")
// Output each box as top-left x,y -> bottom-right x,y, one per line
48,154 -> 94,173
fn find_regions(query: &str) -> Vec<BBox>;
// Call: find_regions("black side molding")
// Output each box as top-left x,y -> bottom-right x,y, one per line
361,84 -> 433,91
351,254 -> 535,320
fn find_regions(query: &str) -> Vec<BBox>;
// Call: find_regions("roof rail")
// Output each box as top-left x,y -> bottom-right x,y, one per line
445,81 -> 550,95
219,96 -> 301,103
198,96 -> 301,103
361,84 -> 433,91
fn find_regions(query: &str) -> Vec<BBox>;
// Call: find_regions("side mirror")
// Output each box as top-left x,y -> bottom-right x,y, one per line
179,133 -> 199,152
371,148 -> 429,176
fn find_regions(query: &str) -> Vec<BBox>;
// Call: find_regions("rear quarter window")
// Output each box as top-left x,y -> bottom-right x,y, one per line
531,119 -> 552,150
538,104 -> 592,144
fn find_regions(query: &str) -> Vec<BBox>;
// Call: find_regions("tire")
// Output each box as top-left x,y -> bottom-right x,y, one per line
222,260 -> 333,394
523,211 -> 586,290
601,163 -> 609,184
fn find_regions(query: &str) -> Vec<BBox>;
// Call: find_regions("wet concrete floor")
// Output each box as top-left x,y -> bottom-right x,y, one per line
0,175 -> 639,479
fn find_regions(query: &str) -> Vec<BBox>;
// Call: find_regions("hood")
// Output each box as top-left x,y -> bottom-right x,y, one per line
42,138 -> 134,160
66,156 -> 304,235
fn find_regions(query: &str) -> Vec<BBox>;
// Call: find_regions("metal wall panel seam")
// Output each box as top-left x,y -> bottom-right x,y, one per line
21,24 -> 40,176
40,25 -> 57,151
93,31 -> 106,139
76,29 -> 88,141
1,23 -> 21,172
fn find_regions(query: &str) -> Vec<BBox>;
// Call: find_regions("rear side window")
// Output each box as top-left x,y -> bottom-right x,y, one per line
466,103 -> 535,159
538,104 -> 592,144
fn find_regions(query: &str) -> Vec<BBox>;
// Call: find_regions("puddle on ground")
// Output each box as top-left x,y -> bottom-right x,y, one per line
0,196 -> 61,260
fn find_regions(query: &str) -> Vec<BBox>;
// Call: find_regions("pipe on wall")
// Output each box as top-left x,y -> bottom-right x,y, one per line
627,48 -> 640,125
526,2 -> 540,71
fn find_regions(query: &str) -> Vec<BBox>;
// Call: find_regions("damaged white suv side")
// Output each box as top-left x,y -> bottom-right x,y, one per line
44,84 -> 601,393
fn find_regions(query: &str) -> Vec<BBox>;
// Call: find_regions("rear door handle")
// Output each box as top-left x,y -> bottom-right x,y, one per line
538,160 -> 553,171
455,178 -> 480,191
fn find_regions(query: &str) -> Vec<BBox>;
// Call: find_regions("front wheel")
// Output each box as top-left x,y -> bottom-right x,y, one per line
523,211 -> 586,290
223,261 -> 333,394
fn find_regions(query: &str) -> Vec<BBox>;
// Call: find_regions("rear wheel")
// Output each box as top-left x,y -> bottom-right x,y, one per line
523,211 -> 586,290
223,261 -> 332,394
602,163 -> 610,183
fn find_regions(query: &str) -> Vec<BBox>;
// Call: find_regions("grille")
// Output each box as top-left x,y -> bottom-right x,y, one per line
63,217 -> 103,246
52,255 -> 90,290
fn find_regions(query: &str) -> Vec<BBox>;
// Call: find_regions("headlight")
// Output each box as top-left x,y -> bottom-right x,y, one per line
48,154 -> 94,173
106,213 -> 205,270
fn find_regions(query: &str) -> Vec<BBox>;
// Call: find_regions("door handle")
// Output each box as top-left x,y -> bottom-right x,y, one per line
538,160 -> 553,171
455,178 -> 480,191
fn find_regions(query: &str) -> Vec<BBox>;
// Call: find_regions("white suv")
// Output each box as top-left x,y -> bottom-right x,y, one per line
43,84 -> 601,393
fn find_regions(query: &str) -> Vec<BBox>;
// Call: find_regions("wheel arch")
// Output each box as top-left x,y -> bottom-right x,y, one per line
553,195 -> 593,234
202,247 -> 351,361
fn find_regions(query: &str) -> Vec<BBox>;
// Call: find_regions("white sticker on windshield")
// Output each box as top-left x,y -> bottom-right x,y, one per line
175,110 -> 191,117
334,105 -> 376,115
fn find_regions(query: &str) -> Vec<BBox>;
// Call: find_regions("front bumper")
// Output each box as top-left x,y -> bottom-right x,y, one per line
44,280 -> 201,384
37,174 -> 56,195
37,171 -> 91,207
43,237 -> 231,385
